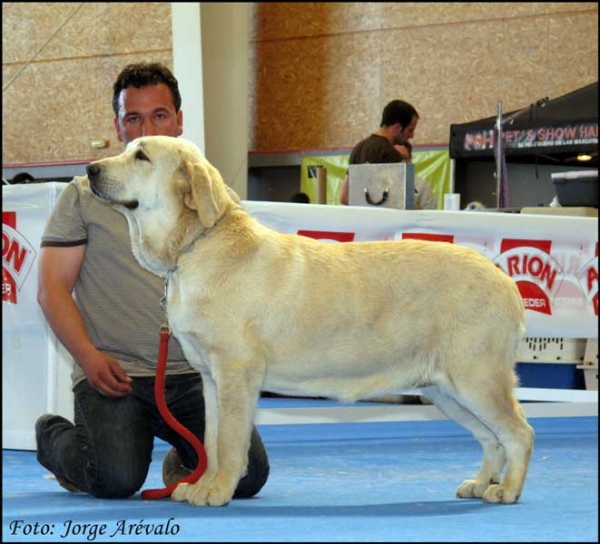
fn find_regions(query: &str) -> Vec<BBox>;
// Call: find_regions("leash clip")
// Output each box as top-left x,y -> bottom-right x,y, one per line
160,266 -> 177,313
160,274 -> 169,311
160,268 -> 176,336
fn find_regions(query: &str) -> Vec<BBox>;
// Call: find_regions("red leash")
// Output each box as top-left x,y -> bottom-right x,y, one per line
141,324 -> 208,500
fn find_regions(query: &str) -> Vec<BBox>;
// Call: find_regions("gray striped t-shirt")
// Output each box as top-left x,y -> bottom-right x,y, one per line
41,176 -> 197,388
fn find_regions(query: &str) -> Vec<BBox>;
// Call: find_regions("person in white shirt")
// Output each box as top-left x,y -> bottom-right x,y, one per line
394,141 -> 438,210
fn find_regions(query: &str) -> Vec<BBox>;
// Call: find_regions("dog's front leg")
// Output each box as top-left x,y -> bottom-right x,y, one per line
171,371 -> 220,505
206,369 -> 260,506
174,361 -> 262,506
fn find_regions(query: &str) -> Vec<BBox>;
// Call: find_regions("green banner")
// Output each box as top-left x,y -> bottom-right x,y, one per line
412,149 -> 452,209
301,150 -> 451,207
300,155 -> 349,205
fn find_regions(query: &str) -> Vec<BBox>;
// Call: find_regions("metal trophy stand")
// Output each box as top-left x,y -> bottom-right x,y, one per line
495,102 -> 504,208
494,97 -> 548,208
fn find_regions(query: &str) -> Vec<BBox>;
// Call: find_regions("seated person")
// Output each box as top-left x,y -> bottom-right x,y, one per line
394,141 -> 438,210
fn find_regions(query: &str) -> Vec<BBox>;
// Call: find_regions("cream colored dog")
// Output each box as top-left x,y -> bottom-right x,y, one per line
87,136 -> 534,507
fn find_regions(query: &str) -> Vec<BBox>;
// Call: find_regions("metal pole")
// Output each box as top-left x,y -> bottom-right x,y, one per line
496,101 -> 503,208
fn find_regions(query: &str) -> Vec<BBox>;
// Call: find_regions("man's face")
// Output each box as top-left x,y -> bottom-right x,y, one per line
396,115 -> 419,144
114,83 -> 183,145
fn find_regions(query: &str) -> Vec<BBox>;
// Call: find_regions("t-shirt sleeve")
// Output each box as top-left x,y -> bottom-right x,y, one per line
41,177 -> 88,247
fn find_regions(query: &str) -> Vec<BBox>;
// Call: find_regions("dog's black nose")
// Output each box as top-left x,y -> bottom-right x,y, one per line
86,164 -> 101,178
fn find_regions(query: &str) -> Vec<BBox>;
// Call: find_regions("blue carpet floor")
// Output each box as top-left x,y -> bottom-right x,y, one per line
2,407 -> 597,542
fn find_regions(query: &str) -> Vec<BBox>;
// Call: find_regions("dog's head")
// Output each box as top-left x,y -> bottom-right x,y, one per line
87,135 -> 237,275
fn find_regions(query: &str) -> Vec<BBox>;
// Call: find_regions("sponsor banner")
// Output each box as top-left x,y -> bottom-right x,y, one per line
462,122 -> 598,153
3,214 -> 37,305
2,186 -> 60,322
2,184 -> 595,448
245,201 -> 598,338
2,187 -> 596,339
3,182 -> 74,450
576,243 -> 599,316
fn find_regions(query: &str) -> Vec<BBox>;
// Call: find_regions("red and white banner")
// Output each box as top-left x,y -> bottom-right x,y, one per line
2,183 -> 74,450
245,201 -> 598,338
2,184 -> 597,449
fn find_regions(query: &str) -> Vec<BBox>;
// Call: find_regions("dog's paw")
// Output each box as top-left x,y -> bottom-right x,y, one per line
482,484 -> 520,504
182,472 -> 236,506
170,477 -> 233,506
183,483 -> 231,507
202,487 -> 232,507
171,482 -> 192,502
171,483 -> 195,502
201,472 -> 237,506
184,485 -> 211,506
171,481 -> 211,506
456,479 -> 484,499
457,478 -> 500,499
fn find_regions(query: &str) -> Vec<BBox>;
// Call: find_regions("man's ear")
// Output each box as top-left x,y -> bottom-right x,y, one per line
176,110 -> 183,136
114,117 -> 124,143
181,156 -> 231,228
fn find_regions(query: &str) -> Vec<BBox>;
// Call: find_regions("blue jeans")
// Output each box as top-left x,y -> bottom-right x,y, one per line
36,374 -> 269,499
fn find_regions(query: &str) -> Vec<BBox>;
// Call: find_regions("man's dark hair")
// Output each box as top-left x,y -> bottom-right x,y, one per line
380,100 -> 419,129
291,192 -> 310,203
112,62 -> 181,116
11,172 -> 35,184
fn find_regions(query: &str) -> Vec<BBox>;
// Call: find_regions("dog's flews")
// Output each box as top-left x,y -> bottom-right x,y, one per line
88,135 -> 534,506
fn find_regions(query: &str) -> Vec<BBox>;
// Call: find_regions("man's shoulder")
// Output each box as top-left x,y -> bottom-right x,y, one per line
350,134 -> 377,162
53,174 -> 125,225
352,133 -> 383,150
350,134 -> 399,165
71,175 -> 91,193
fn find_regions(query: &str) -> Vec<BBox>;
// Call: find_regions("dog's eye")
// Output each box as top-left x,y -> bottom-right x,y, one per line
135,150 -> 150,162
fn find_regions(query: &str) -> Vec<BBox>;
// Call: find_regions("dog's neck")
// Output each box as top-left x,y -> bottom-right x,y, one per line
176,200 -> 235,258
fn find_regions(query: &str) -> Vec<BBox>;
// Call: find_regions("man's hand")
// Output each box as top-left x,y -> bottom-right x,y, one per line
80,352 -> 133,397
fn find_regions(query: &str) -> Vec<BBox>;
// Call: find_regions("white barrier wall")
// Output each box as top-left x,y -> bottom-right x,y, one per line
245,201 -> 598,338
3,183 -> 74,450
3,185 -> 598,450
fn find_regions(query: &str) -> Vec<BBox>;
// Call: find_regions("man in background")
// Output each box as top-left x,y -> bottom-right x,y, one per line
340,99 -> 419,205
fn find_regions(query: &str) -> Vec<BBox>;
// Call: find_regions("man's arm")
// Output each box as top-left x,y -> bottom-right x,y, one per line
37,245 -> 132,397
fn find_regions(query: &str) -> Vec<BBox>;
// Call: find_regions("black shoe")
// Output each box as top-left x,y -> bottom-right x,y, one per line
163,447 -> 194,486
35,414 -> 82,493
162,447 -> 193,486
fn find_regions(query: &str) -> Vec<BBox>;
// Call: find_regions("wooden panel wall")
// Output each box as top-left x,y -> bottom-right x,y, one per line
2,2 -> 172,166
248,2 -> 599,152
3,3 -> 598,165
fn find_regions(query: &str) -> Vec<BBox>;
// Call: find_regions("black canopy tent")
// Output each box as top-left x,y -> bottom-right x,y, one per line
449,82 -> 599,167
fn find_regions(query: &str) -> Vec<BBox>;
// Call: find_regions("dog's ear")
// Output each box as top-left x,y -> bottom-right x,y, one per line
181,155 -> 231,228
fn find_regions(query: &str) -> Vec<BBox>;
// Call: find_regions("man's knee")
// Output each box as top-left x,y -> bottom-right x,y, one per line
83,455 -> 149,499
85,469 -> 146,499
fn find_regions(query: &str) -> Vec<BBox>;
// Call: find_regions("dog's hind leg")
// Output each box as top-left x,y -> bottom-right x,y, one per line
467,391 -> 533,504
423,386 -> 507,500
439,371 -> 534,504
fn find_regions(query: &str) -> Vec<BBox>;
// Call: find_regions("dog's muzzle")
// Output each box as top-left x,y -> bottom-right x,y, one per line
86,164 -> 139,210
